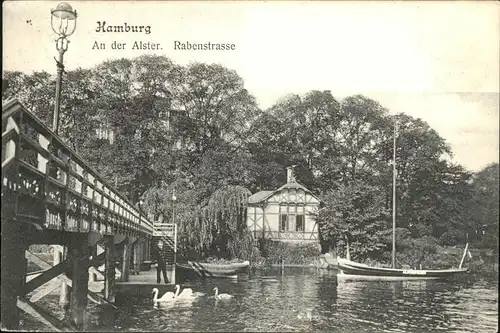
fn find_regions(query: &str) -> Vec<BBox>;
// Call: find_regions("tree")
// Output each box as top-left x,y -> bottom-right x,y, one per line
333,95 -> 390,186
5,62 -> 486,262
470,163 -> 499,248
205,185 -> 252,258
2,71 -> 55,125
87,56 -> 178,202
374,113 -> 475,242
171,63 -> 259,157
58,68 -> 101,150
248,91 -> 344,192
143,183 -> 253,260
318,180 -> 390,260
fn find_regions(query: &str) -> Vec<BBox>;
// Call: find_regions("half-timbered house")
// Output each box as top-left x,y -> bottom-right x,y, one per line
246,167 -> 320,244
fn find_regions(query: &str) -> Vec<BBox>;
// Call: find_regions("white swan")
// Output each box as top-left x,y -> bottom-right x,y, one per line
152,285 -> 180,303
177,286 -> 205,299
213,287 -> 233,300
177,287 -> 193,298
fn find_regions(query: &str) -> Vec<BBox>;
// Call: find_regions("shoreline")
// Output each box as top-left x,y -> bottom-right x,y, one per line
267,264 -> 330,268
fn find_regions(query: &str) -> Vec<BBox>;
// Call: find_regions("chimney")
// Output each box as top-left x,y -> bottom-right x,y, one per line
286,166 -> 296,183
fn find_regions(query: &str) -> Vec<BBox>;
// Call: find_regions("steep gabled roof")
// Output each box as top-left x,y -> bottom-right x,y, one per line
248,182 -> 319,205
248,190 -> 274,204
276,182 -> 309,192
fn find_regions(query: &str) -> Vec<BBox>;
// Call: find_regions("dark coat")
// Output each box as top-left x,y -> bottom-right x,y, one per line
152,245 -> 169,266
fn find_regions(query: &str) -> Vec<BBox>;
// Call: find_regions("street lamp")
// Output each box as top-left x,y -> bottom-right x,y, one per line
171,191 -> 177,267
50,3 -> 77,309
172,191 -> 177,225
51,2 -> 77,134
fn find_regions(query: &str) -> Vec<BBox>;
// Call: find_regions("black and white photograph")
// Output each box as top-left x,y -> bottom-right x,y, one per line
2,1 -> 498,332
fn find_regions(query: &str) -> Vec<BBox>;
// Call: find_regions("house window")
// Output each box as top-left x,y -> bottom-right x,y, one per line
280,214 -> 288,231
296,215 -> 304,232
96,122 -> 114,144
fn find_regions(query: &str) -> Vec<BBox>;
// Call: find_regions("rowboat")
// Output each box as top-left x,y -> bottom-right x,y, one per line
176,260 -> 250,279
337,121 -> 469,281
337,257 -> 468,281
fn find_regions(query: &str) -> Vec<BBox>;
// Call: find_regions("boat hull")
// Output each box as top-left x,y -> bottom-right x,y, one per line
337,258 -> 467,281
176,261 -> 250,280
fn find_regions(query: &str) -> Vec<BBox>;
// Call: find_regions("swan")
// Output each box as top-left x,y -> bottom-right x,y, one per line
177,287 -> 194,298
177,286 -> 205,299
152,285 -> 180,303
213,287 -> 233,300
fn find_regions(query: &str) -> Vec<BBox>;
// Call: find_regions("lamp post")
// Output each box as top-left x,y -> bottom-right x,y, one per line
392,120 -> 398,269
51,2 -> 77,134
172,191 -> 177,225
171,191 -> 177,269
50,3 -> 77,310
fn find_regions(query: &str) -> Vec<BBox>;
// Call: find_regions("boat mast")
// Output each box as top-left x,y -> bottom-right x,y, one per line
392,120 -> 398,268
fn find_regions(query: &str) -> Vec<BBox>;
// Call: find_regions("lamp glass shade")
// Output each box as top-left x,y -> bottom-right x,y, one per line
51,2 -> 76,20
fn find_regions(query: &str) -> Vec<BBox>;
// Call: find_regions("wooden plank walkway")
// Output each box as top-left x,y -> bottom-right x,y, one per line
115,265 -> 175,296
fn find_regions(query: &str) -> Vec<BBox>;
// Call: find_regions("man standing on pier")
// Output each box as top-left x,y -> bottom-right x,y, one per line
153,240 -> 169,284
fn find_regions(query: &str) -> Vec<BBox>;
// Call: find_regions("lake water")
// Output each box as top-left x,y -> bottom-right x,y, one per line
22,268 -> 498,332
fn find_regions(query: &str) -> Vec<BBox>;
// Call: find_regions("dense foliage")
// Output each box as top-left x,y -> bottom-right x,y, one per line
3,55 -> 498,263
262,241 -> 322,265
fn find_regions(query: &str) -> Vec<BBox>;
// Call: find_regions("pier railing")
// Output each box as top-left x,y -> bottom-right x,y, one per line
153,223 -> 177,239
2,99 -> 154,237
153,223 -> 177,264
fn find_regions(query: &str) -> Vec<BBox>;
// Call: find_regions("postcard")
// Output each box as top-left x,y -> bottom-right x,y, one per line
2,1 -> 499,332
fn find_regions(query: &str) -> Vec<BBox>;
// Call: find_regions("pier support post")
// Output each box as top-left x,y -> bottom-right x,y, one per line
104,236 -> 115,303
68,235 -> 89,329
1,222 -> 27,330
53,245 -> 70,309
142,240 -> 146,263
121,238 -> 131,282
88,244 -> 97,282
130,243 -> 136,275
132,240 -> 141,275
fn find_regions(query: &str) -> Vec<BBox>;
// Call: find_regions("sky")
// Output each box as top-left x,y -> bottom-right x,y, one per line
3,1 -> 499,172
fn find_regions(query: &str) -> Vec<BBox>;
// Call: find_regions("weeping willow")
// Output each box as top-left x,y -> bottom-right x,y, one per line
176,185 -> 253,258
206,185 -> 250,234
142,183 -> 259,261
141,185 -> 170,222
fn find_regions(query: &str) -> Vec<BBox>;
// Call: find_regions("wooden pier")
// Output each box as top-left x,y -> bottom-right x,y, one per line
115,264 -> 176,297
1,99 -> 176,331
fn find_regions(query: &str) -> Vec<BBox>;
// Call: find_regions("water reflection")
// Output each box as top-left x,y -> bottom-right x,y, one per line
21,268 -> 498,332
95,304 -> 116,327
336,278 -> 498,332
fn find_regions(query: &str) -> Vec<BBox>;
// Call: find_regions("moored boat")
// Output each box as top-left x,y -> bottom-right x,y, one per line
337,257 -> 467,281
176,260 -> 250,279
336,121 -> 469,281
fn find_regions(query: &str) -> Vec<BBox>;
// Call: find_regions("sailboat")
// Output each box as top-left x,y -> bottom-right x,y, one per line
337,121 -> 469,281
